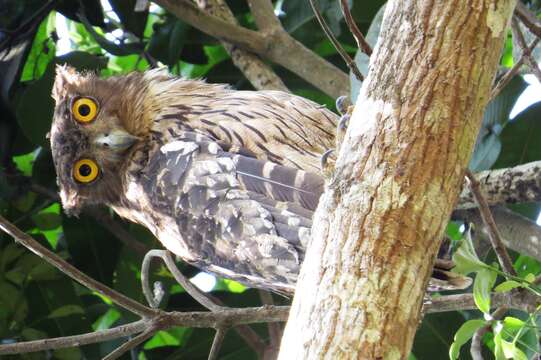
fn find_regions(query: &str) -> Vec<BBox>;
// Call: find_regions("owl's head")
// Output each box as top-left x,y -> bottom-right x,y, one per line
50,66 -> 150,215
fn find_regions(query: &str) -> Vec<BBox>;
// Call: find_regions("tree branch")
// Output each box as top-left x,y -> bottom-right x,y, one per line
465,170 -> 517,276
246,0 -> 282,31
196,0 -> 288,91
0,320 -> 147,355
514,2 -> 541,39
490,36 -> 539,100
339,0 -> 372,56
208,327 -> 228,360
425,291 -> 539,314
458,160 -> 541,209
103,328 -> 156,360
308,0 -> 364,81
153,0 -> 349,97
142,250 -> 225,311
512,17 -> 541,84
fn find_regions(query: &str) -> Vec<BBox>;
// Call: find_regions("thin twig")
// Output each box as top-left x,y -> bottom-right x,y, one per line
142,250 -> 225,311
308,0 -> 364,81
512,17 -> 541,84
0,306 -> 290,355
259,290 -> 282,349
464,170 -> 517,276
490,37 -> 540,100
104,328 -> 156,360
0,320 -> 147,355
339,0 -> 372,56
515,2 -> 541,39
0,214 -> 156,318
208,327 -> 228,360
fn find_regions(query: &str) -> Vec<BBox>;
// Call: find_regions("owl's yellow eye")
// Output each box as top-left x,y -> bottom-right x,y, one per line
72,97 -> 98,123
73,159 -> 99,183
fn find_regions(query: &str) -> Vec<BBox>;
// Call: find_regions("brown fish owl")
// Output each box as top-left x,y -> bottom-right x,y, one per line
50,66 -> 338,294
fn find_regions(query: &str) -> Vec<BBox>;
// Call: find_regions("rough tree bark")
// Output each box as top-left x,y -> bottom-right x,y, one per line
279,1 -> 517,359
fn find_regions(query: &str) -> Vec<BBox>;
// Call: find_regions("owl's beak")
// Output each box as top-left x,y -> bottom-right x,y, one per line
94,130 -> 139,151
60,188 -> 82,217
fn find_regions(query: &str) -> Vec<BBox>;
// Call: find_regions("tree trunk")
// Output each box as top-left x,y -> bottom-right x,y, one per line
278,1 -> 516,359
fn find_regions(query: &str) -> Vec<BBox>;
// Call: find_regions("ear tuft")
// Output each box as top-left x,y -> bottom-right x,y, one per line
52,64 -> 78,101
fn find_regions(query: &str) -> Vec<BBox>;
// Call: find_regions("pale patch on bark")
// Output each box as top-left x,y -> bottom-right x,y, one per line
347,97 -> 395,140
486,0 -> 516,38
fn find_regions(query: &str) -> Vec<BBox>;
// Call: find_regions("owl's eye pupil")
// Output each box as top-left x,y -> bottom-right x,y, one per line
78,104 -> 91,117
79,164 -> 92,177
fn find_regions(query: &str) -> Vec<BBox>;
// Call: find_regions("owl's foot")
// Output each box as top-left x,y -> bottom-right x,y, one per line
335,96 -> 354,151
335,96 -> 351,116
320,149 -> 335,179
336,114 -> 350,151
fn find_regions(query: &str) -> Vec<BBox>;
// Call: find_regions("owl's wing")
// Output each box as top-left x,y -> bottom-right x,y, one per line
139,131 -> 324,294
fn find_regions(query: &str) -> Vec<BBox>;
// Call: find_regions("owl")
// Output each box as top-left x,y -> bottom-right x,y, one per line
50,66 -> 470,294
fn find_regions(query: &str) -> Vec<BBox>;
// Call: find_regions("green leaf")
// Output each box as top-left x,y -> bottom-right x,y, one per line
53,347 -> 83,360
224,279 -> 247,293
473,268 -> 497,314
144,328 -> 191,350
281,0 -> 343,34
494,280 -> 523,293
470,76 -> 527,171
93,308 -> 121,330
523,273 -> 535,283
452,230 -> 486,275
501,339 -> 527,360
0,242 -> 26,271
32,212 -> 62,230
20,12 -> 56,82
449,319 -> 486,360
494,101 -> 541,168
502,316 -> 524,332
21,327 -> 48,341
48,305 -> 85,319
109,0 -> 149,38
28,261 -> 60,281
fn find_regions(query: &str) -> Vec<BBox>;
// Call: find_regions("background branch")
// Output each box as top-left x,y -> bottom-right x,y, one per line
308,0 -> 364,81
153,0 -> 350,97
458,160 -> 541,209
195,0 -> 288,91
465,170 -> 517,276
512,17 -> 541,83
339,0 -> 372,56
515,2 -> 541,39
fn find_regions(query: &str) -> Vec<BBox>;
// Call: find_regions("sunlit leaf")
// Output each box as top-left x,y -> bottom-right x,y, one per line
449,319 -> 486,360
494,280 -> 523,293
473,268 -> 497,314
452,231 -> 486,275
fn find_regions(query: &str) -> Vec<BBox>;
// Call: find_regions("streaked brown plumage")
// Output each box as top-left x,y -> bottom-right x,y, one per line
50,67 -> 470,294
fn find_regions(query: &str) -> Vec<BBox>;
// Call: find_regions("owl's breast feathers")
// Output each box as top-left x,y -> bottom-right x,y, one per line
115,130 -> 324,294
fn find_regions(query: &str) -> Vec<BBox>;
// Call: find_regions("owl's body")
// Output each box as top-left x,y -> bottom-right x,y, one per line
50,68 -> 336,293
50,67 -> 471,295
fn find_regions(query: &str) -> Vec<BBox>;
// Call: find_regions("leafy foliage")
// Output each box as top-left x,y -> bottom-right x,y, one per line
0,0 -> 540,359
